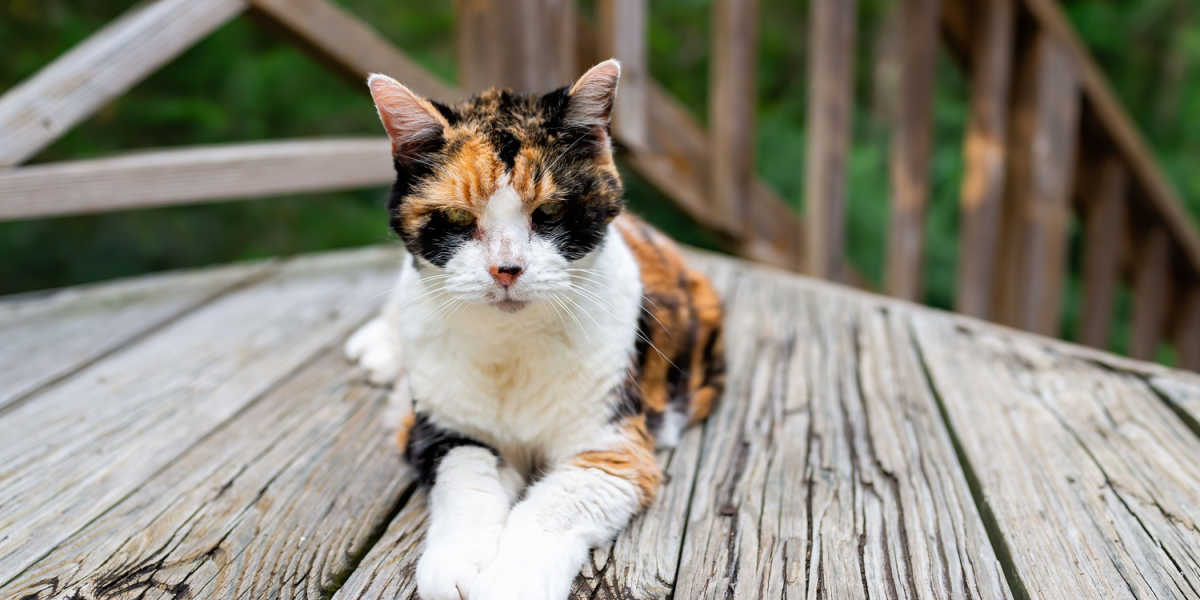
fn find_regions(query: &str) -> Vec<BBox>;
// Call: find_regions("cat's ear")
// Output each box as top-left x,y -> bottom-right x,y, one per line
367,73 -> 449,159
564,59 -> 621,130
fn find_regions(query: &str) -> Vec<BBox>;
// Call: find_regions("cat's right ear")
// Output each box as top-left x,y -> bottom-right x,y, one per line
367,74 -> 449,159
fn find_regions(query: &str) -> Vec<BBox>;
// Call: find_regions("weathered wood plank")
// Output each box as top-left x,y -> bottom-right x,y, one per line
249,0 -> 460,101
955,0 -> 1014,319
1130,228 -> 1173,360
0,352 -> 412,600
0,247 -> 399,587
912,312 -> 1200,598
994,31 -> 1080,334
0,261 -> 269,411
0,0 -> 245,167
455,0 -> 577,93
670,263 -> 1012,597
597,0 -> 648,150
885,0 -> 942,301
803,0 -> 857,281
709,0 -> 758,233
0,138 -> 393,220
1078,156 -> 1129,349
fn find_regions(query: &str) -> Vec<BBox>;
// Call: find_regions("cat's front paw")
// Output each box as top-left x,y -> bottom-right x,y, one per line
416,538 -> 494,600
468,529 -> 583,600
344,317 -> 399,385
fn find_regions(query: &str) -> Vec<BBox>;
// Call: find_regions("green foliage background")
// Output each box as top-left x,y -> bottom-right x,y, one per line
2,0 -> 1197,354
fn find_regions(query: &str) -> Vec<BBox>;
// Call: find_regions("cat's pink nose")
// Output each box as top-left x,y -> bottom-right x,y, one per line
489,264 -> 524,287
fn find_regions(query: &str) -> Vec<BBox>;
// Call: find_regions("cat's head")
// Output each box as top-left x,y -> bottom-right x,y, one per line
368,60 -> 624,313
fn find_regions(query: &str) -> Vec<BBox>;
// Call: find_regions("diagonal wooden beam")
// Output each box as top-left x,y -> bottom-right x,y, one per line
0,0 -> 246,167
249,0 -> 460,102
0,138 -> 393,220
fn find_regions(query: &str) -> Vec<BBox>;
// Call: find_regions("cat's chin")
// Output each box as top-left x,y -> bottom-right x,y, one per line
491,299 -> 529,313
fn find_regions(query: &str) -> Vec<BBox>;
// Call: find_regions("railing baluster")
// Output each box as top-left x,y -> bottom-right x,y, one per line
598,0 -> 648,151
1078,156 -> 1129,349
885,0 -> 941,300
994,31 -> 1080,335
1177,287 -> 1200,371
1131,228 -> 1173,360
709,0 -> 759,237
804,0 -> 857,281
455,0 -> 575,92
955,0 -> 1014,319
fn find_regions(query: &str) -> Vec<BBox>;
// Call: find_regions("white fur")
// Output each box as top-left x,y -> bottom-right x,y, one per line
346,216 -> 645,599
417,446 -> 519,600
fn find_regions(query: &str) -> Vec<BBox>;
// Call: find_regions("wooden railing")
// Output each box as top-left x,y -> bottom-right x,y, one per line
0,0 -> 1197,369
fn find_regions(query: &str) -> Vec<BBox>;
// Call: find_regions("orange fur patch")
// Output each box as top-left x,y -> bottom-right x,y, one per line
570,415 -> 662,508
615,213 -> 726,425
394,410 -> 416,451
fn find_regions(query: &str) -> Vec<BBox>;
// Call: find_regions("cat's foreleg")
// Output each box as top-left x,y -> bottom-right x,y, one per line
416,445 -> 518,600
470,430 -> 661,600
344,316 -> 400,385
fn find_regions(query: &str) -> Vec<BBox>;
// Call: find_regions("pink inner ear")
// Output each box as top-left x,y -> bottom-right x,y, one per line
368,75 -> 445,155
566,60 -> 621,128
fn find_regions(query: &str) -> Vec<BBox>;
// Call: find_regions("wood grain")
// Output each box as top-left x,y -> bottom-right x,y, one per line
955,0 -> 1014,319
0,352 -> 412,600
0,0 -> 245,167
0,260 -> 269,411
670,261 -> 1013,598
912,311 -> 1200,598
803,0 -> 857,282
1078,156 -> 1129,349
0,247 -> 399,587
0,138 -> 394,220
885,0 -> 941,301
994,31 -> 1080,335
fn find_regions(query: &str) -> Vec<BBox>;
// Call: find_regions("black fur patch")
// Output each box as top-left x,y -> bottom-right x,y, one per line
493,129 -> 521,170
414,210 -> 476,267
608,377 -> 645,424
404,413 -> 497,486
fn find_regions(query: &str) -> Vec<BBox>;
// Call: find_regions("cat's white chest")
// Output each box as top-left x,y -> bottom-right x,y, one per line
387,232 -> 642,469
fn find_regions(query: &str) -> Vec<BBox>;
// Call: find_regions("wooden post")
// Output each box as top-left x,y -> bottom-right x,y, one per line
455,0 -> 576,93
885,0 -> 942,300
1177,287 -> 1200,371
804,0 -> 857,281
955,0 -> 1014,319
1130,228 -> 1172,360
709,0 -> 759,235
598,0 -> 648,151
1078,156 -> 1128,349
994,31 -> 1080,335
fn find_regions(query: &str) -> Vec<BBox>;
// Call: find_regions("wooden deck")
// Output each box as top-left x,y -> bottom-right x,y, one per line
2,246 -> 1199,599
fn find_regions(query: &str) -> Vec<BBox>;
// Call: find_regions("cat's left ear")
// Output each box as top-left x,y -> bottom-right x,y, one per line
367,73 -> 449,159
564,59 -> 621,131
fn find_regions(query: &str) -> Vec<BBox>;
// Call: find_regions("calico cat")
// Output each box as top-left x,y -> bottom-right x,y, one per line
345,59 -> 724,600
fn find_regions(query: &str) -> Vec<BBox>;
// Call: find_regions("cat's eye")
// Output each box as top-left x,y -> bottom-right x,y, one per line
442,208 -> 475,227
534,200 -> 565,220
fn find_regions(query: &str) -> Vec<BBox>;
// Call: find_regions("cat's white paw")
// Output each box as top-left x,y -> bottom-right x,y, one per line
468,526 -> 582,600
344,317 -> 399,385
416,534 -> 498,600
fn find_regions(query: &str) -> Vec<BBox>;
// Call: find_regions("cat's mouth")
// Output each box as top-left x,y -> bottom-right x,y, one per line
492,299 -> 528,313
